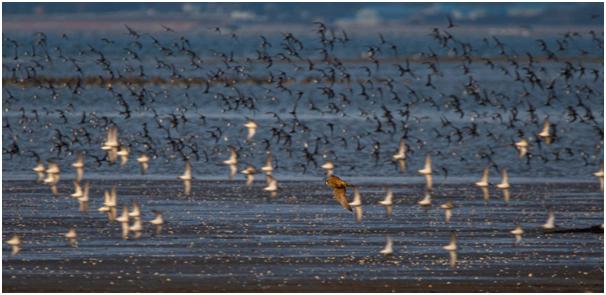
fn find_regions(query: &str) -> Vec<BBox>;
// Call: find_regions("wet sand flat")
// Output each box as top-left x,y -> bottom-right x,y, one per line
2,179 -> 604,292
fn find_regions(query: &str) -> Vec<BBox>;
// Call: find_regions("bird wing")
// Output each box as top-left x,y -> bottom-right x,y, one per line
399,139 -> 406,155
332,187 -> 352,211
110,126 -> 118,144
353,188 -> 361,204
425,154 -> 431,170
229,148 -> 237,161
481,167 -> 489,182
542,119 -> 550,134
385,189 -> 393,203
546,211 -> 555,227
247,128 -> 256,139
383,237 -> 393,252
184,160 -> 191,177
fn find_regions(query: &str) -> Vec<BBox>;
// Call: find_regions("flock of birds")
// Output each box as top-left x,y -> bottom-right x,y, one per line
326,150 -> 602,267
3,18 -> 604,270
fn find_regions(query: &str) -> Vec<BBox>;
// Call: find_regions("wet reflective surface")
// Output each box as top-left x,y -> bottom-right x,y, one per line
3,178 -> 603,291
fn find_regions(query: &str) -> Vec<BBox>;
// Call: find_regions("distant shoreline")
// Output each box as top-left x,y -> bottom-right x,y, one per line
3,16 -> 603,35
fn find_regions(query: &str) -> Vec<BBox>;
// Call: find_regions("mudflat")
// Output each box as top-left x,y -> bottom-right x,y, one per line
2,179 -> 603,292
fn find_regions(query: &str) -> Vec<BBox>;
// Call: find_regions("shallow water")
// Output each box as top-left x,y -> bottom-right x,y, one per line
2,179 -> 603,291
2,24 -> 604,291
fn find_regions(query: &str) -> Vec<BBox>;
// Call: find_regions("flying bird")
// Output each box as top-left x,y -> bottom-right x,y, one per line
264,175 -> 278,197
538,118 -> 553,144
150,210 -> 164,234
321,160 -> 335,176
392,138 -> 407,171
241,165 -> 257,186
244,119 -> 258,140
475,167 -> 489,187
261,152 -> 274,175
379,236 -> 393,256
440,201 -> 454,223
137,153 -> 150,174
418,154 -> 432,175
64,228 -> 78,247
510,224 -> 524,244
33,161 -> 46,183
378,188 -> 394,216
325,175 -> 354,211
542,209 -> 556,230
496,169 -> 510,189
6,234 -> 21,256
418,190 -> 432,206
72,151 -> 84,181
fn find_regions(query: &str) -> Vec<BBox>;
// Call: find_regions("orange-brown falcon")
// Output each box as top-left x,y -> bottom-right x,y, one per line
325,175 -> 354,211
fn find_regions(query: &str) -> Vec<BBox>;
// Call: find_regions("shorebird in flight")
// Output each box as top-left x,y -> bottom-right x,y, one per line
241,165 -> 257,186
442,232 -> 457,269
65,228 -> 78,247
496,169 -> 510,189
128,202 -> 141,218
117,145 -> 129,168
440,200 -> 454,223
264,175 -> 278,197
418,154 -> 433,190
72,151 -> 84,182
442,231 -> 457,251
244,119 -> 257,140
223,146 -> 238,179
349,188 -> 363,223
321,160 -> 335,176
515,138 -> 529,157
418,189 -> 432,206
33,160 -> 46,183
70,181 -> 83,199
102,125 -> 120,164
130,217 -> 143,239
150,210 -> 164,234
538,117 -> 553,144
594,161 -> 604,191
378,188 -> 393,217
392,138 -> 407,172
78,181 -> 90,212
261,152 -> 273,175
116,205 -> 130,240
44,161 -> 61,195
542,209 -> 556,230
475,167 -> 489,187
510,224 -> 524,244
349,187 -> 362,207
380,236 -> 393,256
418,154 -> 432,175
137,153 -> 150,174
179,160 -> 192,181
179,160 -> 192,195
6,234 -> 21,256
99,186 -> 117,221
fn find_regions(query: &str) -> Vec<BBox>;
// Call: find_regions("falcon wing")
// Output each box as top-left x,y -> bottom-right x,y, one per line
332,187 -> 352,211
